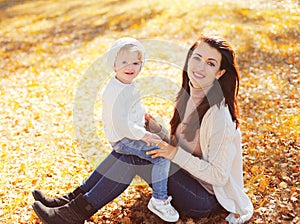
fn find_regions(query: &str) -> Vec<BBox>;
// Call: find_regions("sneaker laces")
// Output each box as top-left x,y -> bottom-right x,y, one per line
153,196 -> 177,216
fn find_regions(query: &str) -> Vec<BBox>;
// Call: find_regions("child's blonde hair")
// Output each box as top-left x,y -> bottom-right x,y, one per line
115,44 -> 143,65
107,37 -> 145,69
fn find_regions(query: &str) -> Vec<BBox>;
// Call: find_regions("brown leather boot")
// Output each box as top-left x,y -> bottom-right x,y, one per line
32,187 -> 85,207
32,193 -> 95,224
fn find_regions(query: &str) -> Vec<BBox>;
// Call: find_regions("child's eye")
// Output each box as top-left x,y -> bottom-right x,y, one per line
133,62 -> 141,66
122,61 -> 128,64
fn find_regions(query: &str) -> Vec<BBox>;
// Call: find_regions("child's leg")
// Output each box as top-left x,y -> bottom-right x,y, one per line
113,138 -> 170,200
112,138 -> 157,156
151,159 -> 170,200
109,139 -> 179,222
147,159 -> 179,222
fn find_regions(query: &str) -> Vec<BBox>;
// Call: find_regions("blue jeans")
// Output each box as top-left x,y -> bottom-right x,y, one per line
80,151 -> 223,217
112,138 -> 169,200
168,167 -> 223,217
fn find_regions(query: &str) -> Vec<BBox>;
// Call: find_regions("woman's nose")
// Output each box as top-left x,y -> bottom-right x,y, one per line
198,60 -> 205,69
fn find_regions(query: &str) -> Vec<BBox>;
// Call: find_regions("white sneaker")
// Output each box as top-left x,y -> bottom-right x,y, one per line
147,196 -> 179,222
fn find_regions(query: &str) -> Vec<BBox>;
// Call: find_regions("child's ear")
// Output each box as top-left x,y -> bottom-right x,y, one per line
216,69 -> 226,79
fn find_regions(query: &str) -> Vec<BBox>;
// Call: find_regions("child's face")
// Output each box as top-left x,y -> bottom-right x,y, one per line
114,49 -> 142,84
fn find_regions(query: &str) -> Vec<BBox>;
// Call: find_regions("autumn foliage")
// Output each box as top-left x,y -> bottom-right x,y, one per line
0,0 -> 299,223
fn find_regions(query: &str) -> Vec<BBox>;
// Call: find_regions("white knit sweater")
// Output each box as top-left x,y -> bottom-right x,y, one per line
102,77 -> 147,143
172,101 -> 253,222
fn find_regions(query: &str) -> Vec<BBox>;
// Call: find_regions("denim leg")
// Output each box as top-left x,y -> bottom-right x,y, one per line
168,164 -> 223,218
112,138 -> 159,160
80,150 -> 122,192
151,159 -> 170,200
83,152 -> 142,209
113,138 -> 170,200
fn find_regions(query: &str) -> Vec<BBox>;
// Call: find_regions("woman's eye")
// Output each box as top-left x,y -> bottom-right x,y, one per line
192,56 -> 200,61
207,62 -> 216,67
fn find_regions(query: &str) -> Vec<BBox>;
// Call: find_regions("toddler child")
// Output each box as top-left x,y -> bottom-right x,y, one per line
102,37 -> 179,222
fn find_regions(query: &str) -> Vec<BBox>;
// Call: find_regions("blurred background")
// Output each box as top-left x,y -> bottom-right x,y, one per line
0,0 -> 299,223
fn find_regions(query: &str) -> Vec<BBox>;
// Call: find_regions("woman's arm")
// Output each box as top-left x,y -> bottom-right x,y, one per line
147,106 -> 237,187
172,127 -> 236,187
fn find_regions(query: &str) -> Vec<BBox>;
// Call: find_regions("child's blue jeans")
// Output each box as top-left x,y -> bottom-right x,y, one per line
111,138 -> 170,200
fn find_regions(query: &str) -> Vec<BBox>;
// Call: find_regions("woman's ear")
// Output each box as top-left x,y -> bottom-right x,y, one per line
216,69 -> 226,80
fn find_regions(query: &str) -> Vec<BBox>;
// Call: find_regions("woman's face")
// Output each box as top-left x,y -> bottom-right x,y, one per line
187,41 -> 225,88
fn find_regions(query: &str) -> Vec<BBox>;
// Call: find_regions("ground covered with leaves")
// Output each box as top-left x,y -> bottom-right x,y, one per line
0,0 -> 299,223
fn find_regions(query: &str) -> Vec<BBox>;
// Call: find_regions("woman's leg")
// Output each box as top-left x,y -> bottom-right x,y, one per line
80,150 -> 122,192
32,150 -> 123,207
83,151 -> 153,210
32,152 -> 155,224
168,164 -> 223,218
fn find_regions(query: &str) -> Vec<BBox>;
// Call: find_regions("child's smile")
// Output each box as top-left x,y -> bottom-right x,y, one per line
114,50 -> 142,84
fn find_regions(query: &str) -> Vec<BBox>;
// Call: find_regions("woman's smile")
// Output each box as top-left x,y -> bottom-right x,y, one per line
192,71 -> 206,79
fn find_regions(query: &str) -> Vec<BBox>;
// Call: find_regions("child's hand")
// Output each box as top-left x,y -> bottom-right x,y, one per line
141,132 -> 161,146
144,114 -> 162,134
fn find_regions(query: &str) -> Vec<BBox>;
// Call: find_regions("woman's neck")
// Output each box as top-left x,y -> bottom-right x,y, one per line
189,82 -> 212,99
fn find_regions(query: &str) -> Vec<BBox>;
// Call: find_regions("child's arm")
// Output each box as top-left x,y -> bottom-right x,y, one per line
141,132 -> 162,146
144,114 -> 170,143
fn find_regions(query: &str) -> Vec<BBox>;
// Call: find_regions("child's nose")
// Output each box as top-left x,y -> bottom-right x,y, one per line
127,63 -> 135,70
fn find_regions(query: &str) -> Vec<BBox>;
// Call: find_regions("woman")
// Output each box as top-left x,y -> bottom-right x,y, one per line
147,34 -> 254,223
32,34 -> 253,224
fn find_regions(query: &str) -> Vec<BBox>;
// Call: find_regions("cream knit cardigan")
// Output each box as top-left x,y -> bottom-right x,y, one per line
172,101 -> 253,222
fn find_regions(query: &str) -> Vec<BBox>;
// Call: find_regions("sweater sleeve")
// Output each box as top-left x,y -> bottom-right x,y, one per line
172,106 -> 237,187
156,125 -> 170,143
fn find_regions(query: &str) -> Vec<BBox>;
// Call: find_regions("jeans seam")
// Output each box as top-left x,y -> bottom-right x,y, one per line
91,160 -> 133,208
170,175 -> 198,197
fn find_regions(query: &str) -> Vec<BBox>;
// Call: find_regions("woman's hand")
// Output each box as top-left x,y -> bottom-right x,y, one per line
144,113 -> 162,134
146,141 -> 178,160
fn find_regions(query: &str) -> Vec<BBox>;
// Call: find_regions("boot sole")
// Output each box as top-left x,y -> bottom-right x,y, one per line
32,203 -> 50,224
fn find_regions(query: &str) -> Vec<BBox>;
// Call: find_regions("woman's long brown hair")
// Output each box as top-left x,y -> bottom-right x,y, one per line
170,34 -> 240,143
